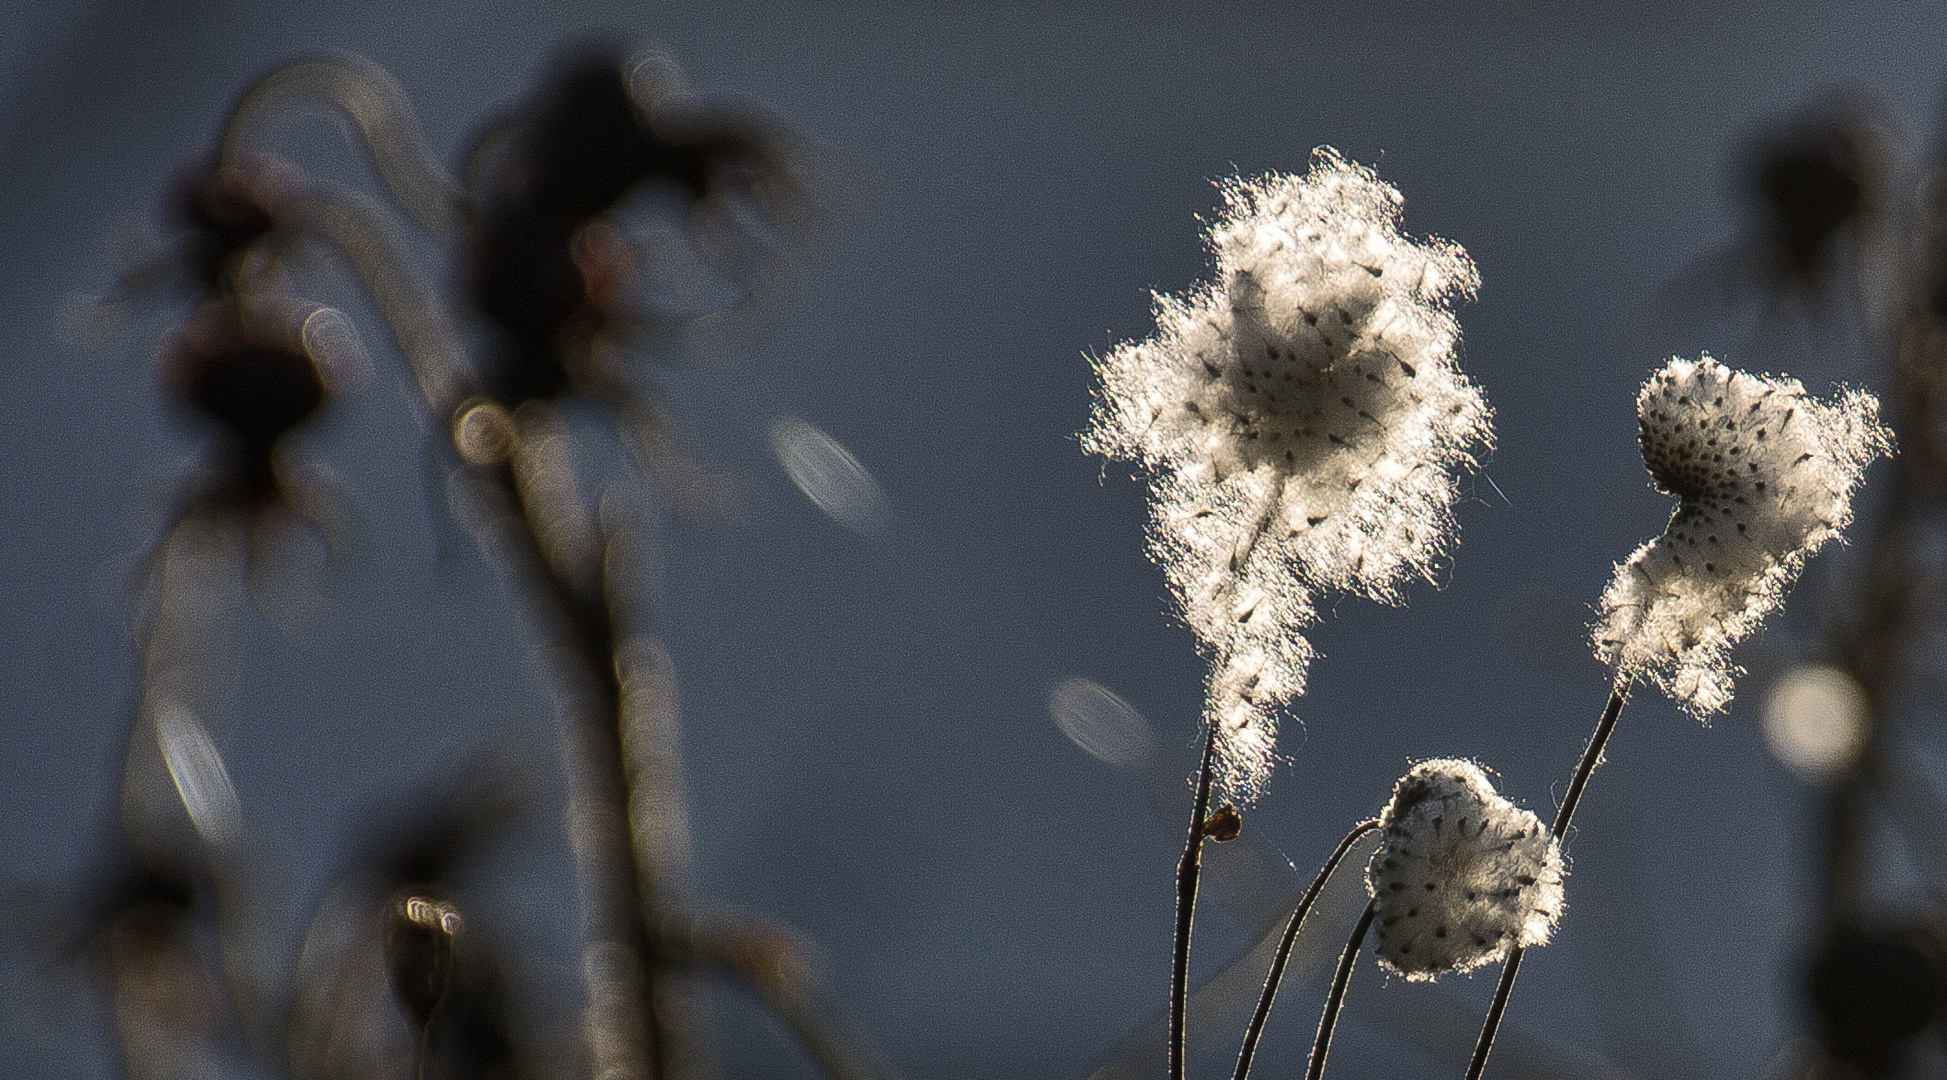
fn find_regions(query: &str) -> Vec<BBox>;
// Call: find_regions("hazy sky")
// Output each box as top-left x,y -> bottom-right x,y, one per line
3,2 -> 1945,1077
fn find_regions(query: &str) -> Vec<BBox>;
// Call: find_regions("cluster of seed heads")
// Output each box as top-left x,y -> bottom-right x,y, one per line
1366,759 -> 1564,981
1595,356 -> 1890,713
1084,148 -> 1489,801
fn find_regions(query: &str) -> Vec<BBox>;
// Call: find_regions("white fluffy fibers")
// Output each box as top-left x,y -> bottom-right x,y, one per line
1594,356 -> 1890,714
1084,149 -> 1490,802
1367,760 -> 1564,981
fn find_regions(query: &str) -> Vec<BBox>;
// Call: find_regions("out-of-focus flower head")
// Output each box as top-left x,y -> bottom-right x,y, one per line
1084,148 -> 1490,800
1595,356 -> 1891,713
463,39 -> 811,408
167,153 -> 305,299
160,298 -> 361,508
1367,759 -> 1563,981
1743,97 -> 1886,304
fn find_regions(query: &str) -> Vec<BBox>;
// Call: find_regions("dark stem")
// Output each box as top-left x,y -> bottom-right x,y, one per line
1233,819 -> 1382,1080
414,1018 -> 436,1080
1465,674 -> 1633,1080
1305,901 -> 1376,1080
1171,729 -> 1218,1080
1548,676 -> 1632,838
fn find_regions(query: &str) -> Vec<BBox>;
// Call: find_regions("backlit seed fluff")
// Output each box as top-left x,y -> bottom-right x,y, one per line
1083,148 -> 1490,801
1594,356 -> 1890,714
1367,760 -> 1564,981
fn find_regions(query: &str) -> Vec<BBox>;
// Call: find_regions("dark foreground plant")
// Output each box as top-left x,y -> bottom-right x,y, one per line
73,42 -> 891,1080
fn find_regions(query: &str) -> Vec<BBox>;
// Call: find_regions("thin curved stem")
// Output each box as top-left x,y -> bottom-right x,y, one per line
1233,819 -> 1381,1080
1171,729 -> 1218,1080
223,54 -> 460,236
1305,901 -> 1376,1080
665,912 -> 903,1080
1549,675 -> 1632,838
414,1017 -> 436,1080
293,183 -> 475,413
1465,674 -> 1633,1080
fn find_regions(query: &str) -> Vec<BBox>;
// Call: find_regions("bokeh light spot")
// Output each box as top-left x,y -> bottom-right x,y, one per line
1763,663 -> 1868,781
769,416 -> 891,535
1048,677 -> 1156,769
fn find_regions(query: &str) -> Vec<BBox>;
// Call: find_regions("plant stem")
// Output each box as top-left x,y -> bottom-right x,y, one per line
666,912 -> 902,1080
468,454 -> 671,1078
1171,728 -> 1218,1080
1464,674 -> 1633,1080
224,56 -> 460,236
1549,676 -> 1633,838
1305,901 -> 1376,1080
1233,819 -> 1381,1080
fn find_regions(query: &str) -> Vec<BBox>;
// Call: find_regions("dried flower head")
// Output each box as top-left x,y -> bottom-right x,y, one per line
1595,356 -> 1890,713
1367,759 -> 1564,981
160,298 -> 363,507
1084,148 -> 1490,800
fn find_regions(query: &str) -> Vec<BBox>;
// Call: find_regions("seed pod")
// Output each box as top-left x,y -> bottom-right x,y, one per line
1082,149 -> 1490,801
1745,104 -> 1881,300
1367,759 -> 1564,981
463,40 -> 801,407
159,300 -> 358,499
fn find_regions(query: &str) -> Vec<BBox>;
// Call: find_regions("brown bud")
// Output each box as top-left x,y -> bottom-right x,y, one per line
1201,805 -> 1243,842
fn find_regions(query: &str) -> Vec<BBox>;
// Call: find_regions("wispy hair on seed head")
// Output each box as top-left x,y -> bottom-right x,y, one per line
1085,148 -> 1490,801
1595,355 -> 1890,714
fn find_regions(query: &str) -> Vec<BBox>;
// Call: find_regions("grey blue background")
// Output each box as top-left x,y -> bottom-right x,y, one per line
1,2 -> 1942,1077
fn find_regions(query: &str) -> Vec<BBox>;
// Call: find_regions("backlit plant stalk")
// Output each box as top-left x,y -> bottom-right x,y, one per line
1085,149 -> 1491,1080
84,124 -> 375,1071
1468,356 -> 1889,1079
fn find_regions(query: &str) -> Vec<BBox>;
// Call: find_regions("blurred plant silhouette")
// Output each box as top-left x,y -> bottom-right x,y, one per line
1740,94 -> 1947,1079
65,40 -> 889,1080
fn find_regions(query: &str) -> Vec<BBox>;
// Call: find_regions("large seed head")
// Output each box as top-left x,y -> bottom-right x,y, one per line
1595,356 -> 1889,713
1083,149 -> 1490,801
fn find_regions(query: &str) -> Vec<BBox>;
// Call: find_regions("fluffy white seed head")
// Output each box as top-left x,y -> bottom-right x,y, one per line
1367,759 -> 1564,981
1594,356 -> 1890,714
1084,149 -> 1490,801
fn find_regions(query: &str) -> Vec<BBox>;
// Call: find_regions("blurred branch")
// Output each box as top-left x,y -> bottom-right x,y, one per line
664,912 -> 904,1080
223,53 -> 460,237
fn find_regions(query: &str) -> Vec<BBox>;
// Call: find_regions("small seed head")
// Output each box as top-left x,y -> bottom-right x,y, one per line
1367,759 -> 1564,981
386,894 -> 463,1032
